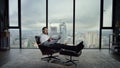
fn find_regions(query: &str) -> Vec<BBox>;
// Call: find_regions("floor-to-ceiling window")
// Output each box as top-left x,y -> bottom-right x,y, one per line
21,0 -> 46,48
9,0 -> 19,48
101,0 -> 113,48
48,0 -> 73,44
9,0 -> 113,49
75,0 -> 100,48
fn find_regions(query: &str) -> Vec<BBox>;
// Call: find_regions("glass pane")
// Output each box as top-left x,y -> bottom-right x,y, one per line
9,0 -> 18,26
102,29 -> 113,48
103,0 -> 113,27
75,0 -> 100,48
48,0 -> 73,44
21,0 -> 46,48
9,29 -> 19,48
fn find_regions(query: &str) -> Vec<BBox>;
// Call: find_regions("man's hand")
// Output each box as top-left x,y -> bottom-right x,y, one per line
48,37 -> 52,42
58,36 -> 61,40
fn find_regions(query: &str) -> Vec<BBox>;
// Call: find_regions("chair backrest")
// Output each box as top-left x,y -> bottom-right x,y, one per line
35,36 -> 41,45
35,36 -> 56,55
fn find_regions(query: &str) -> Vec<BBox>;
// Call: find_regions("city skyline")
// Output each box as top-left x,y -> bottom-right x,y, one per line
9,29 -> 112,48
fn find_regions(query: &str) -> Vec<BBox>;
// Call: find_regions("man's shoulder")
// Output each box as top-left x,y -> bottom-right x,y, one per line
41,33 -> 46,36
40,33 -> 49,37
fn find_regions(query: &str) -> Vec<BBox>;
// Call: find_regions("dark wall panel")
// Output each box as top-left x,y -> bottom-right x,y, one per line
0,0 -> 10,51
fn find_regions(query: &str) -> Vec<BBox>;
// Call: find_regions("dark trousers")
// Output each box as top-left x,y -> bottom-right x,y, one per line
48,43 -> 81,52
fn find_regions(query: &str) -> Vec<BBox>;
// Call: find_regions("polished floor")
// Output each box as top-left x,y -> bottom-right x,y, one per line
0,49 -> 120,68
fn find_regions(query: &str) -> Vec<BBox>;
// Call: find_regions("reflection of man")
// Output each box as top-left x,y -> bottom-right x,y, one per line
40,27 -> 84,52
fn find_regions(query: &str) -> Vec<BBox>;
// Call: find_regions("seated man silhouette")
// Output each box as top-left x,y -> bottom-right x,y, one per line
40,27 -> 84,52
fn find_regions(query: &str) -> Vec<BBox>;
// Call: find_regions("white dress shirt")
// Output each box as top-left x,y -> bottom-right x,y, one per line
40,33 -> 50,44
40,33 -> 58,46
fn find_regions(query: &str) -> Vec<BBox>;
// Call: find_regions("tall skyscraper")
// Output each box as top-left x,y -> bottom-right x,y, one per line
59,22 -> 66,43
50,26 -> 57,35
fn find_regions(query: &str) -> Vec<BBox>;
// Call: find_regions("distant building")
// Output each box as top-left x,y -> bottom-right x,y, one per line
59,22 -> 66,43
50,26 -> 57,35
83,31 -> 99,48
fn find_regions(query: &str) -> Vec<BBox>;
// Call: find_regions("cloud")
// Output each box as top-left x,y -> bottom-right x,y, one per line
21,0 -> 46,30
104,0 -> 112,10
9,0 -> 112,31
9,0 -> 18,15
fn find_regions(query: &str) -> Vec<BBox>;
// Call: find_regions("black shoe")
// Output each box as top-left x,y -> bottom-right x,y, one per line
77,41 -> 83,47
76,41 -> 84,52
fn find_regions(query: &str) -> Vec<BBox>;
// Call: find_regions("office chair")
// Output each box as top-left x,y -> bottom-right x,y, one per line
35,36 -> 60,62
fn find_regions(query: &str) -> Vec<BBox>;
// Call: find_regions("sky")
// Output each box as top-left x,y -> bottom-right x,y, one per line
9,0 -> 112,31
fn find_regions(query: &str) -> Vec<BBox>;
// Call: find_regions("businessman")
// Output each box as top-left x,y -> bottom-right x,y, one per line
40,27 -> 84,52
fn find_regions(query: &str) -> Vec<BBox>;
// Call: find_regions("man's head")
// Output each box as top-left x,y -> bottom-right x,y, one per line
42,27 -> 48,34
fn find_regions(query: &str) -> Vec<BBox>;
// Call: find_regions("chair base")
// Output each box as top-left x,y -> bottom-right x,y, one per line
64,56 -> 79,65
41,55 -> 60,62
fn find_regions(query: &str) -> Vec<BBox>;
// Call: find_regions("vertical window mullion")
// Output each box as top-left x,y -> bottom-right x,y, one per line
112,0 -> 115,30
100,0 -> 104,49
73,0 -> 75,45
18,0 -> 22,49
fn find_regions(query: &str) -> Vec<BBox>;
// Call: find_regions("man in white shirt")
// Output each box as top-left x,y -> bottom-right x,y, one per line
40,27 -> 60,46
40,27 -> 84,52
